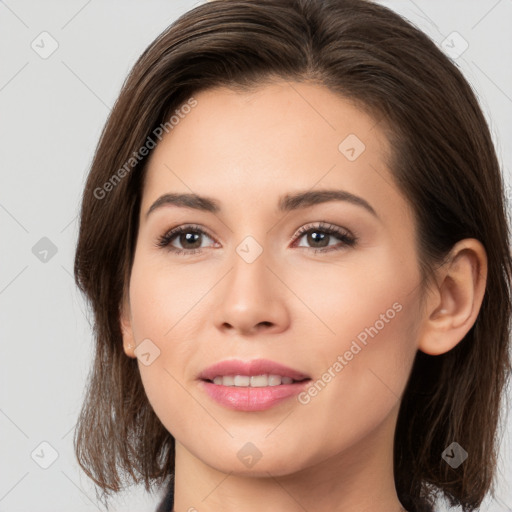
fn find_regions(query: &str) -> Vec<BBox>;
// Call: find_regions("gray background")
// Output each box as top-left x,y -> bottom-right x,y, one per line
1,0 -> 511,510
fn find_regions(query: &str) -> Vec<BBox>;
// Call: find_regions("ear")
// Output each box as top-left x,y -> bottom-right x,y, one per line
119,289 -> 136,359
417,238 -> 487,356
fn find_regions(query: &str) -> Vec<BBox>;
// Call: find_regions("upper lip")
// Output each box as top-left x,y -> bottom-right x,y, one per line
198,359 -> 311,381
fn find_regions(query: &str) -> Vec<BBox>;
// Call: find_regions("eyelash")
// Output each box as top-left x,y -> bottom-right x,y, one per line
155,221 -> 357,256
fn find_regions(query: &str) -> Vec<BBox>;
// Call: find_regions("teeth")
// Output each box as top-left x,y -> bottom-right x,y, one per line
211,374 -> 295,387
234,375 -> 250,386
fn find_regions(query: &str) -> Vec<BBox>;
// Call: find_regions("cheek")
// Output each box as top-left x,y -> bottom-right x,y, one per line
126,254 -> 205,426
290,241 -> 419,351
289,245 -> 420,411
127,247 -> 209,340
281,272 -> 419,467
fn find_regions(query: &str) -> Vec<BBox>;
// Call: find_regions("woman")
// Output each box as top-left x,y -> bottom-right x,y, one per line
73,1 -> 511,511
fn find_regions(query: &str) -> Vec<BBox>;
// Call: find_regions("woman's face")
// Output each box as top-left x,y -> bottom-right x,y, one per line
121,81 -> 424,476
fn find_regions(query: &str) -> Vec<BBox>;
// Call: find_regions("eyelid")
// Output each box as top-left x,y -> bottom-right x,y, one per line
289,221 -> 354,242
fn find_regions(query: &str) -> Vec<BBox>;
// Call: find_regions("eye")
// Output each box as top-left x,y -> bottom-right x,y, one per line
291,221 -> 357,253
155,224 -> 218,255
155,221 -> 357,256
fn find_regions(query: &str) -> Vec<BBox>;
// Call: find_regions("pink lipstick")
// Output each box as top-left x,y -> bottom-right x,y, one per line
197,359 -> 311,412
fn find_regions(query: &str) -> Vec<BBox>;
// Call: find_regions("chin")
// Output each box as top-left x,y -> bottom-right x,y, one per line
195,444 -> 316,478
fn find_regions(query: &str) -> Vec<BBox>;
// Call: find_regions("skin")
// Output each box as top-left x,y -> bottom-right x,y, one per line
120,81 -> 487,512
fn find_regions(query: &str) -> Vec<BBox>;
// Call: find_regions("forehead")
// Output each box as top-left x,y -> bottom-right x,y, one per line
141,81 -> 408,225
151,81 -> 390,164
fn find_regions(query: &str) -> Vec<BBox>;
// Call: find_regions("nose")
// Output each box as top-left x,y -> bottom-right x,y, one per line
213,244 -> 290,337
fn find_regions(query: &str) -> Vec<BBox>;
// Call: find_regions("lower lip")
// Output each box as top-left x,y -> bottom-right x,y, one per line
200,380 -> 310,411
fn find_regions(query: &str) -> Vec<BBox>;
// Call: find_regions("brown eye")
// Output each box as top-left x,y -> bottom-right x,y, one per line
156,224 -> 217,255
292,222 -> 357,253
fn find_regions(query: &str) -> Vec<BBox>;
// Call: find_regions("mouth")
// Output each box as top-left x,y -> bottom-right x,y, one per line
203,374 -> 310,387
197,359 -> 311,411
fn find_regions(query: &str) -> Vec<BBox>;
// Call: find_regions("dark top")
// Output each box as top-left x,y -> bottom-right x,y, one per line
155,483 -> 174,512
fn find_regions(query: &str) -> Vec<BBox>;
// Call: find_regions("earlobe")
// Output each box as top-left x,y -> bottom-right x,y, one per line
418,239 -> 487,356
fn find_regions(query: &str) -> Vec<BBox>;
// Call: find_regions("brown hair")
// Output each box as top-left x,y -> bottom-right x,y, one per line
73,1 -> 512,511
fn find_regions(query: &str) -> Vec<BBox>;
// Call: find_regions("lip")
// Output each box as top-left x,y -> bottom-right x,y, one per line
197,358 -> 310,381
197,359 -> 311,412
200,380 -> 311,411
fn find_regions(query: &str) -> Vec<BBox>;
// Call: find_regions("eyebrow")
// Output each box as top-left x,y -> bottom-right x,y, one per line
145,189 -> 378,219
